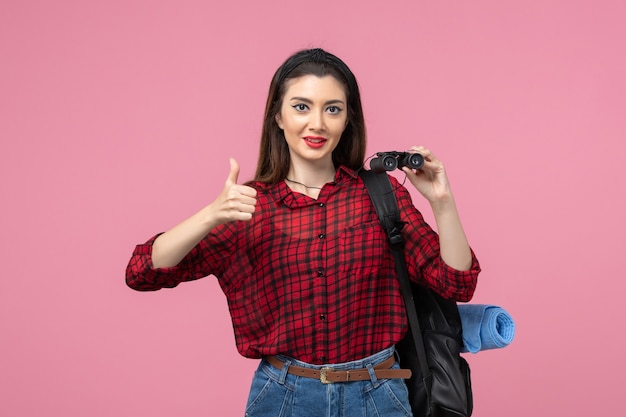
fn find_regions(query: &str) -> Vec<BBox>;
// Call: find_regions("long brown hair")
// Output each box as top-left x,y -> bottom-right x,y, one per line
253,49 -> 367,184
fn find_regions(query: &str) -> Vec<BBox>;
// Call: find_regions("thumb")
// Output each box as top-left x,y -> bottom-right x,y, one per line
226,158 -> 240,185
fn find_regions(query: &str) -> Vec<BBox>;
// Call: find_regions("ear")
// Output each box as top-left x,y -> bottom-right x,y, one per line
275,113 -> 284,130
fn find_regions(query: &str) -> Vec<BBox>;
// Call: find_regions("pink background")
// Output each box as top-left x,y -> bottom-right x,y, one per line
2,0 -> 625,415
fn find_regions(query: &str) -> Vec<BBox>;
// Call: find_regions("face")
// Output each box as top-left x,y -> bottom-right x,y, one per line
275,75 -> 348,168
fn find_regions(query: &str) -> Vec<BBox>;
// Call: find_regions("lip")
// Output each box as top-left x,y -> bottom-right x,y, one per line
303,136 -> 327,148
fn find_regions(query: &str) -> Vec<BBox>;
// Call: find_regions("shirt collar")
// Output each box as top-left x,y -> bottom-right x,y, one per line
262,165 -> 360,208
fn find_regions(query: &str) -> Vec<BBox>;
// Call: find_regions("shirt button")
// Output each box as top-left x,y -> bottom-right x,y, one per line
317,269 -> 324,277
318,203 -> 325,207
318,234 -> 325,239
319,314 -> 326,321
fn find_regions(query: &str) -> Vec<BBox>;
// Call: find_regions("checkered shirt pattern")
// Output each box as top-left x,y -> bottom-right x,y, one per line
126,166 -> 480,364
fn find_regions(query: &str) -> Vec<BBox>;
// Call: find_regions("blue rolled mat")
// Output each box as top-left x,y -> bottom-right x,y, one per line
457,304 -> 515,353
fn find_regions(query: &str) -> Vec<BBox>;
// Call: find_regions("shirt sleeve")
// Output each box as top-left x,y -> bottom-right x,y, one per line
392,178 -> 480,302
125,223 -> 239,291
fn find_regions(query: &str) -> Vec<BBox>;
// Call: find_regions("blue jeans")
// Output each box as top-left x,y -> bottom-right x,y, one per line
244,347 -> 413,417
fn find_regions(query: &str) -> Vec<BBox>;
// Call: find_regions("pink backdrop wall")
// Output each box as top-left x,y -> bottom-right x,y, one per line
2,0 -> 625,415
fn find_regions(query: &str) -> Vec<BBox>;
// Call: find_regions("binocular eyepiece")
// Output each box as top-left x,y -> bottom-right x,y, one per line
370,151 -> 425,173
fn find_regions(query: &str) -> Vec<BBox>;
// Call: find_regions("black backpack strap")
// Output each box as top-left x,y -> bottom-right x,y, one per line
358,170 -> 405,247
359,170 -> 433,394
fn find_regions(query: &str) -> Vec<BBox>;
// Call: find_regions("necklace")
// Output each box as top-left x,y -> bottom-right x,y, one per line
284,177 -> 332,190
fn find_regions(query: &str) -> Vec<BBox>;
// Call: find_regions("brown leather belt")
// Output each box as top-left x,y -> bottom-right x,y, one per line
266,355 -> 412,384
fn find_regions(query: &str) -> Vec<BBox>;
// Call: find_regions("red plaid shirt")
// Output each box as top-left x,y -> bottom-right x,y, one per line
126,166 -> 480,364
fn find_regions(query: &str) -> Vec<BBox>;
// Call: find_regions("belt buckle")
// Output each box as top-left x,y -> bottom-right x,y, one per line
320,367 -> 333,384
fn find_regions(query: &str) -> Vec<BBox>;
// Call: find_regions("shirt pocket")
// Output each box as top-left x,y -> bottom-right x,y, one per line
338,220 -> 387,274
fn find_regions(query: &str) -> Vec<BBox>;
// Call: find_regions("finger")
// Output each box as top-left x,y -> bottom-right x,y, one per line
402,166 -> 424,178
226,158 -> 240,185
410,147 -> 436,163
408,146 -> 426,153
231,191 -> 257,207
222,196 -> 256,220
236,184 -> 258,198
236,201 -> 257,214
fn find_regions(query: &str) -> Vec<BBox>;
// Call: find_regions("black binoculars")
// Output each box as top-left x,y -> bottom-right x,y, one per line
370,151 -> 425,173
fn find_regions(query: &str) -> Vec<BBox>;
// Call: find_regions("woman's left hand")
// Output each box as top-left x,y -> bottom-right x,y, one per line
403,146 -> 473,272
401,146 -> 453,205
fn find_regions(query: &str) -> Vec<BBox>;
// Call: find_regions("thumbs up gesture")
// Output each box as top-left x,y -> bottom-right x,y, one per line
149,158 -> 258,269
211,158 -> 258,224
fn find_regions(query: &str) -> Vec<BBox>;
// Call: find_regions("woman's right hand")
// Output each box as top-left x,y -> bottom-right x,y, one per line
151,158 -> 256,268
209,158 -> 258,225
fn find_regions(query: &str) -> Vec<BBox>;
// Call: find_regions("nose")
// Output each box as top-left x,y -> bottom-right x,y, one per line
308,110 -> 325,132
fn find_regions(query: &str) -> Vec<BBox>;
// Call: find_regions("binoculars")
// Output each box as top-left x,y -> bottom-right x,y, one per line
370,151 -> 425,173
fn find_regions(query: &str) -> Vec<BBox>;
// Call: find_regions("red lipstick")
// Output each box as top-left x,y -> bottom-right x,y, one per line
303,136 -> 327,149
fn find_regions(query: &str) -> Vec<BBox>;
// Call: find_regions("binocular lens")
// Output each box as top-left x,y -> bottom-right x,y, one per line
370,151 -> 424,173
382,155 -> 397,169
404,153 -> 424,169
370,154 -> 398,173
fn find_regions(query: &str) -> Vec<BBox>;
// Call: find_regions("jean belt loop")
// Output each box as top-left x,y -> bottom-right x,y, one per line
366,363 -> 380,388
278,358 -> 291,385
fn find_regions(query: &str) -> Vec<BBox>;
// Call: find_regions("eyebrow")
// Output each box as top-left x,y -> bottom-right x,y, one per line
289,97 -> 346,106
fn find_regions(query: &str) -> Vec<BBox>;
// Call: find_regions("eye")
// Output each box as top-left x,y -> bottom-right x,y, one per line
327,105 -> 343,114
293,103 -> 308,112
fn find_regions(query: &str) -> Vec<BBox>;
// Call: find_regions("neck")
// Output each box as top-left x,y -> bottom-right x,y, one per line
286,160 -> 336,188
284,163 -> 336,197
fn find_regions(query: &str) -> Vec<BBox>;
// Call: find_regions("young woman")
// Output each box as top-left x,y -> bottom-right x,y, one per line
126,48 -> 480,417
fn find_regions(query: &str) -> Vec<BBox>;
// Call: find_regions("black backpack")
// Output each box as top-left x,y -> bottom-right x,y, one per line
359,169 -> 473,417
